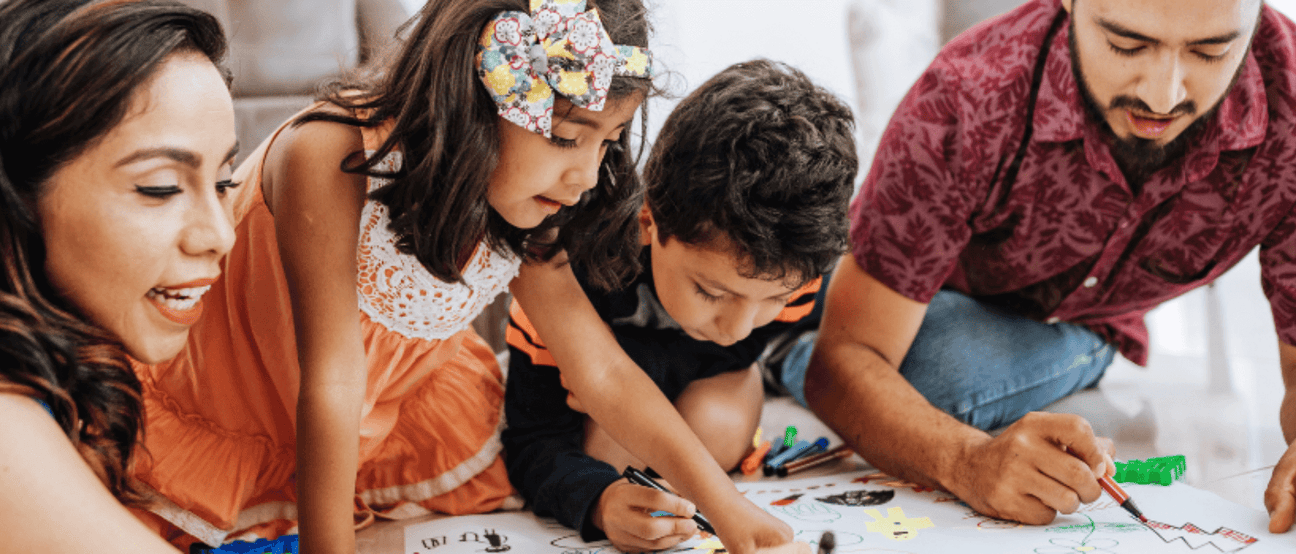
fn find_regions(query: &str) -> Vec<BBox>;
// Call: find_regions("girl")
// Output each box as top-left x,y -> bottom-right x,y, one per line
134,1 -> 802,553
0,1 -> 239,552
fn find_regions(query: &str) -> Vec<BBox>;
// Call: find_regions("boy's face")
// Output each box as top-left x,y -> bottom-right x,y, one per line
643,209 -> 801,347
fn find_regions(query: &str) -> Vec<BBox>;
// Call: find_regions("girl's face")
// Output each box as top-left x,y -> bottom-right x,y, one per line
38,52 -> 239,363
487,94 -> 645,229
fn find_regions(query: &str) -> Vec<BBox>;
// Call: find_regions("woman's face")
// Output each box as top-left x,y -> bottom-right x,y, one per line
38,51 -> 239,363
487,94 -> 644,229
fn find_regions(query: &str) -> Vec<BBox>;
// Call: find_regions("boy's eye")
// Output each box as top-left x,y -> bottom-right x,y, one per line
549,135 -> 579,149
695,284 -> 723,303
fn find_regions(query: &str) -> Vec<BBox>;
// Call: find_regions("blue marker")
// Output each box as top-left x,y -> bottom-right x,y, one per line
786,437 -> 830,465
765,439 -> 813,475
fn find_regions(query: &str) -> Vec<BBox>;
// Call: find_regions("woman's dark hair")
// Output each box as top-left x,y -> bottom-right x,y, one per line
644,59 -> 858,287
301,0 -> 658,290
0,0 -> 228,505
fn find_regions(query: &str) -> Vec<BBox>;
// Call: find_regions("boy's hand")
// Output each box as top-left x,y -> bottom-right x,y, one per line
593,479 -> 699,552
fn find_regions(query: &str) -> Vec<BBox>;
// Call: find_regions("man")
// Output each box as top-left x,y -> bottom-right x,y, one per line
794,0 -> 1296,532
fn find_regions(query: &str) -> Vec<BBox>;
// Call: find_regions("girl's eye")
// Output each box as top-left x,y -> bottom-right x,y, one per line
135,185 -> 181,198
216,179 -> 242,195
549,135 -> 579,149
695,284 -> 723,303
1108,42 -> 1144,57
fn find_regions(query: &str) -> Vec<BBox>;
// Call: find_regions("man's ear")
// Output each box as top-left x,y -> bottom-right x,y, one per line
1061,0 -> 1073,14
638,204 -> 656,246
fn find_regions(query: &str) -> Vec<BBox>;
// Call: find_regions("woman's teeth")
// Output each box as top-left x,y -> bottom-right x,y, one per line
146,285 -> 211,310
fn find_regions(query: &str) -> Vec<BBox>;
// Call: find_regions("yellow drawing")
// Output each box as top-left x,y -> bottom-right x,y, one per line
864,507 -> 935,541
691,537 -> 727,553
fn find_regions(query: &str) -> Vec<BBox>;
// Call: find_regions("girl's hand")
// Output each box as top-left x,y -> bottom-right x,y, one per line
709,493 -> 802,554
592,479 -> 699,552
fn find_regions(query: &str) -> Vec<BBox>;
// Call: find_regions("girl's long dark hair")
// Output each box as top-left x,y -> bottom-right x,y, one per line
0,0 -> 227,505
301,0 -> 657,290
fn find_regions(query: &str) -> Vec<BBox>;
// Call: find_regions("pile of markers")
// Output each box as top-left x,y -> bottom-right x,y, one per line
740,426 -> 854,478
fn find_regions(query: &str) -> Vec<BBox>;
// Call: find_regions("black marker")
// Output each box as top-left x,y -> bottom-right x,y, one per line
621,466 -> 716,535
816,530 -> 835,554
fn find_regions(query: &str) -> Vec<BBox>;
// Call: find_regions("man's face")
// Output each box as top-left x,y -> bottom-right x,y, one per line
1065,0 -> 1260,150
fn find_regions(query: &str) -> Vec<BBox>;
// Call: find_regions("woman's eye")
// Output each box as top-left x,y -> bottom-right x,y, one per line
549,135 -> 579,149
135,185 -> 181,198
216,179 -> 242,195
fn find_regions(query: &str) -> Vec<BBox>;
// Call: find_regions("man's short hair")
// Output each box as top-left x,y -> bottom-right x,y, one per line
643,59 -> 858,285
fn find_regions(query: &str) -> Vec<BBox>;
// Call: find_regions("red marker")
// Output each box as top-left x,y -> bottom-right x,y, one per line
1098,474 -> 1147,523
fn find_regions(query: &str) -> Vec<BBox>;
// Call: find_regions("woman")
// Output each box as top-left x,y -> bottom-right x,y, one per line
0,1 -> 239,552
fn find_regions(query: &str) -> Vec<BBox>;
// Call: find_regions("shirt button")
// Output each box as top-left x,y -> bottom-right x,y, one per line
1046,316 -> 1061,324
1083,276 -> 1099,288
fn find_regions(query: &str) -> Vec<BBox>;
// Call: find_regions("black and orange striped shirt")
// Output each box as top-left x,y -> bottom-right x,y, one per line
501,254 -> 820,540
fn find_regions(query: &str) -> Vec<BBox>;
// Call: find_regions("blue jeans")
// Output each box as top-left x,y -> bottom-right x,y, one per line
779,290 -> 1114,431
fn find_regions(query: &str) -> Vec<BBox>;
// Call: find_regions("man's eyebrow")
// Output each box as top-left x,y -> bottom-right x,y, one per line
1096,17 -> 1242,46
114,147 -> 201,169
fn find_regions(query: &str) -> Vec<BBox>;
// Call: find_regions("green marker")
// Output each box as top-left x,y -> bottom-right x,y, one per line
784,425 -> 798,448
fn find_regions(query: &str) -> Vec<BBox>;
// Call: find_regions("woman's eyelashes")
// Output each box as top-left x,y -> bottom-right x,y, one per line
549,135 -> 579,149
135,179 -> 242,199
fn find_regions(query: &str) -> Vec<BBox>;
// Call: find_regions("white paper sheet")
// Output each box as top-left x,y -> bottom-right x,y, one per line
404,470 -> 1296,553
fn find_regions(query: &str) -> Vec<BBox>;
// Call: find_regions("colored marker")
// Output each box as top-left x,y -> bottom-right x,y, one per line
784,437 -> 830,465
752,426 -> 763,448
742,440 -> 773,475
816,530 -> 835,554
1098,474 -> 1147,523
764,439 -> 819,475
783,425 -> 798,448
778,444 -> 854,477
622,466 -> 716,534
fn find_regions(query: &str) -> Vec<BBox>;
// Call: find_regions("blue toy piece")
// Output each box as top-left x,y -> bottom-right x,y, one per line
188,535 -> 298,554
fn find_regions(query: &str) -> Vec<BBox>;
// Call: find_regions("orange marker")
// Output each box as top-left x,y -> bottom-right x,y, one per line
1098,474 -> 1147,522
741,440 -> 772,475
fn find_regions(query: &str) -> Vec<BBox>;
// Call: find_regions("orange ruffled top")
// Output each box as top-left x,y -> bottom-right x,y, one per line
130,108 -> 521,548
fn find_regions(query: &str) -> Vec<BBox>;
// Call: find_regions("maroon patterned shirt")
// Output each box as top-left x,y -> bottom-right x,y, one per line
852,0 -> 1296,364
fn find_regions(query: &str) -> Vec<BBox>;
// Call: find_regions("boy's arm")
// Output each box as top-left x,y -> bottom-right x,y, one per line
503,305 -> 623,540
511,259 -> 798,554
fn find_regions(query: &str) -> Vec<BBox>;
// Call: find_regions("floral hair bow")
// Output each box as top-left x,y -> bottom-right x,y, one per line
477,0 -> 654,137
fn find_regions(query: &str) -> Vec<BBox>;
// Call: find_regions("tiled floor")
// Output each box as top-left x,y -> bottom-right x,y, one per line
356,252 -> 1291,551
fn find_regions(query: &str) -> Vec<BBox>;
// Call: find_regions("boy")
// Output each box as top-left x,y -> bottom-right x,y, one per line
503,59 -> 857,552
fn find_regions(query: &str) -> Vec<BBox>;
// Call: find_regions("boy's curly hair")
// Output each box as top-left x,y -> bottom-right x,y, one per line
644,59 -> 857,286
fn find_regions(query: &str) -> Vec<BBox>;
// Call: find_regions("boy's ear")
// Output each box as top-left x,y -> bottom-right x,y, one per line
638,204 -> 655,246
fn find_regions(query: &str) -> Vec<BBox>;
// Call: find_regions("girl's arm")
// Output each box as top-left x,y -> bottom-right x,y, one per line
0,393 -> 179,553
511,260 -> 803,554
262,118 -> 370,554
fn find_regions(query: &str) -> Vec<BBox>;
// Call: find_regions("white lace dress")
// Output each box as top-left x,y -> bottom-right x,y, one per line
131,114 -> 522,547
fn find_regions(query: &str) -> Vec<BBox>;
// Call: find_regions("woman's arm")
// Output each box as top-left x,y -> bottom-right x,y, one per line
511,259 -> 802,554
0,393 -> 179,553
262,117 -> 370,554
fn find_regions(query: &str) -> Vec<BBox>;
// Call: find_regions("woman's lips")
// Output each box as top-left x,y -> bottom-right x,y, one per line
1126,110 -> 1175,139
145,278 -> 215,326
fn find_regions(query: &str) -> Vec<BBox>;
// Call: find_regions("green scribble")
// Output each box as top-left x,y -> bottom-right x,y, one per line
1047,522 -> 1146,534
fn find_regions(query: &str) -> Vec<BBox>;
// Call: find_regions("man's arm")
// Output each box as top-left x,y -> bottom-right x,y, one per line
805,254 -> 1111,525
1264,341 -> 1296,532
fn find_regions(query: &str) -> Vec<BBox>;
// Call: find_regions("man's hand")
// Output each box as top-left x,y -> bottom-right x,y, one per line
593,479 -> 698,552
1266,439 -> 1296,532
946,412 -> 1114,525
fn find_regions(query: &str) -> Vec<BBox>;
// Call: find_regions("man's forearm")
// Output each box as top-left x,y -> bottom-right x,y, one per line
805,338 -> 988,491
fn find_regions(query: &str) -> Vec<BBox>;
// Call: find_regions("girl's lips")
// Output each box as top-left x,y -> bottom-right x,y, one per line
535,196 -> 563,215
1126,110 -> 1175,139
146,277 -> 216,326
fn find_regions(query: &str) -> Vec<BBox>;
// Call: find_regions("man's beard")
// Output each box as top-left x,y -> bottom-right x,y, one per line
1068,21 -> 1245,190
